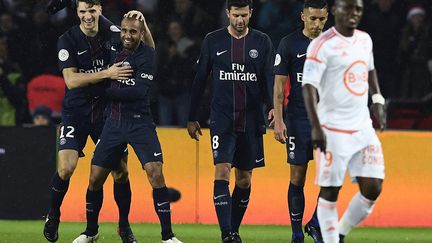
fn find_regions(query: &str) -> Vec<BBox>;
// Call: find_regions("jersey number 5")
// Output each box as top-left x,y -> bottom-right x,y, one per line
289,136 -> 295,151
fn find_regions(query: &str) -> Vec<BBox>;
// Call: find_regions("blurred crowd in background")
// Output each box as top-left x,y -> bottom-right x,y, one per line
0,0 -> 431,128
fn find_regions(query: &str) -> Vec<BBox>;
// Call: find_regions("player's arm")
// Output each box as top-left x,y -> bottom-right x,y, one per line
62,63 -> 132,89
187,35 -> 212,141
273,75 -> 288,143
369,69 -> 386,131
272,38 -> 291,143
105,49 -> 155,101
264,35 -> 276,110
302,83 -> 326,151
301,42 -> 327,152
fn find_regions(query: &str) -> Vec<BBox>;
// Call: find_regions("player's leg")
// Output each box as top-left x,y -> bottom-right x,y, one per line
339,132 -> 385,241
74,120 -> 127,242
288,164 -> 307,242
44,121 -> 86,242
230,168 -> 251,243
91,123 -> 134,241
111,155 -> 136,243
338,177 -> 382,242
317,186 -> 341,243
211,129 -> 236,242
315,129 -> 351,243
131,122 -> 182,243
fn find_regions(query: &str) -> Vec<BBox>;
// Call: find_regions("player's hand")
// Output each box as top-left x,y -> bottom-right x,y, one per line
124,10 -> 145,22
187,121 -> 202,141
106,62 -> 133,80
372,103 -> 386,132
267,109 -> 275,128
311,125 -> 326,152
273,119 -> 287,144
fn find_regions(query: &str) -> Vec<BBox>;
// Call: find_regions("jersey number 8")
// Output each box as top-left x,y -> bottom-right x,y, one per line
212,135 -> 219,149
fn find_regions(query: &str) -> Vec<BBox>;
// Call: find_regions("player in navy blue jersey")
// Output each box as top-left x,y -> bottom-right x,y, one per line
273,1 -> 328,243
72,14 -> 183,243
43,1 -> 151,243
187,0 -> 274,242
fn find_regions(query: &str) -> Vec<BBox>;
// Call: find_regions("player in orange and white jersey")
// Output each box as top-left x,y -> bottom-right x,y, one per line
301,0 -> 387,242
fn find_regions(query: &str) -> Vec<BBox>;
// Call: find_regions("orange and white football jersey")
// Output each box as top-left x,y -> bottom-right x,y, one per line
302,27 -> 375,131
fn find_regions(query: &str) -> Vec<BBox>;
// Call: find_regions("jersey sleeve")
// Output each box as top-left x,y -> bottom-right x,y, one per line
274,37 -> 291,76
261,34 -> 275,109
57,34 -> 77,72
105,47 -> 156,101
366,34 -> 375,71
301,38 -> 327,88
188,34 -> 212,121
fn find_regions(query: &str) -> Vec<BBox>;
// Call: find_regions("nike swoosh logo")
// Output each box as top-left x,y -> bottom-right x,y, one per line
111,46 -> 116,51
154,152 -> 162,156
297,53 -> 306,58
291,212 -> 302,216
214,194 -> 227,200
240,199 -> 249,203
255,158 -> 264,163
77,50 -> 88,55
157,202 -> 169,207
217,50 -> 227,56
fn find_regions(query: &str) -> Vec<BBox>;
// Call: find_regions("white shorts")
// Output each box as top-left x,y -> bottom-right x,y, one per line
315,125 -> 385,187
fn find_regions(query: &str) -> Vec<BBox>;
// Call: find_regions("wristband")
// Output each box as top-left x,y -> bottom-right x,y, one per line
371,93 -> 385,105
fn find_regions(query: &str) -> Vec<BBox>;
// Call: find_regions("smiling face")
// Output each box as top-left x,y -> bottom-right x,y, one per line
76,1 -> 101,34
120,18 -> 144,51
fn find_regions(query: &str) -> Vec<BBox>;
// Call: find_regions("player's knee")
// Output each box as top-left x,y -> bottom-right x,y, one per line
147,168 -> 165,188
112,170 -> 129,184
290,176 -> 306,187
362,185 -> 382,201
215,164 -> 231,180
319,187 -> 341,201
57,164 -> 75,180
89,173 -> 104,191
235,176 -> 251,188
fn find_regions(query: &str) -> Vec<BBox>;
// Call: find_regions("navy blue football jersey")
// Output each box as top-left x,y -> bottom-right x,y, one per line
57,19 -> 117,122
189,28 -> 275,133
274,29 -> 311,118
105,41 -> 156,122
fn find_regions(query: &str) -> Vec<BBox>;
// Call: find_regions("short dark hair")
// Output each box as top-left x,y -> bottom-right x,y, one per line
76,0 -> 101,7
226,0 -> 253,10
122,15 -> 145,31
304,0 -> 328,9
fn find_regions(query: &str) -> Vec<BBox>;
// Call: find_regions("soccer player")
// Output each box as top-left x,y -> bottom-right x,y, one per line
187,0 -> 274,242
273,1 -> 328,242
43,1 -> 150,242
302,0 -> 386,242
72,14 -> 182,243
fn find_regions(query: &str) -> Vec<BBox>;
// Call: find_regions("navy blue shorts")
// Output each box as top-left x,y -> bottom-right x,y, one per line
285,116 -> 313,165
92,118 -> 163,170
58,114 -> 104,157
210,116 -> 265,171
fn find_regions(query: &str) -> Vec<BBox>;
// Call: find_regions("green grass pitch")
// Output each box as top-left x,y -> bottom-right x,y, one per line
0,220 -> 430,242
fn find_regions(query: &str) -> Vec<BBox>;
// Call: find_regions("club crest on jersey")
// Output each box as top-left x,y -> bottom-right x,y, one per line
58,49 -> 69,61
289,151 -> 295,160
249,49 -> 258,59
213,150 -> 218,159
